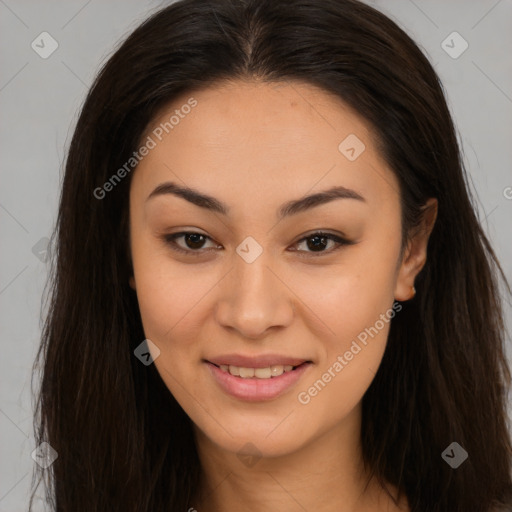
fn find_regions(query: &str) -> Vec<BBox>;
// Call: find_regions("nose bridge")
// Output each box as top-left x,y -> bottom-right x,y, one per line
215,236 -> 294,337
234,241 -> 272,295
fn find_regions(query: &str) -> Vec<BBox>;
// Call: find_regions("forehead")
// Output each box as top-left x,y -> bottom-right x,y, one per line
131,80 -> 400,215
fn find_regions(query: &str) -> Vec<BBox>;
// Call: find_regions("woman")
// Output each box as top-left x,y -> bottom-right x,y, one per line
30,0 -> 512,510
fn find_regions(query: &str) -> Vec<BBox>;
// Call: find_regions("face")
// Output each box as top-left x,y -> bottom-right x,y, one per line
128,80 -> 433,459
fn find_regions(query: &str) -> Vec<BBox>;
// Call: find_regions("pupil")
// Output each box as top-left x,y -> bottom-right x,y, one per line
307,235 -> 327,252
186,233 -> 205,249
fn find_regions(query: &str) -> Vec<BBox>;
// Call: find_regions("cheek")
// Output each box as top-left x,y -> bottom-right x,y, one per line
135,270 -> 217,361
292,238 -> 401,411
294,275 -> 397,411
292,235 -> 400,348
133,258 -> 214,404
130,229 -> 213,342
293,278 -> 398,437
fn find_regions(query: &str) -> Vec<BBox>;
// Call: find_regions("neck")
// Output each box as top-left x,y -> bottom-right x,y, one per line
190,404 -> 406,512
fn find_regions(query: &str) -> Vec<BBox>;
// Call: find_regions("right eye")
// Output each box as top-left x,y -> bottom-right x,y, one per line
162,232 -> 220,256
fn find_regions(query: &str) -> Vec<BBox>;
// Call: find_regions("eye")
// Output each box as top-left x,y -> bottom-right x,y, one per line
291,231 -> 354,257
163,232 -> 219,256
162,231 -> 354,257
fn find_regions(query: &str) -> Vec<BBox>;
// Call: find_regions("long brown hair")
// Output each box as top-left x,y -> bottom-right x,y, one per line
30,0 -> 512,510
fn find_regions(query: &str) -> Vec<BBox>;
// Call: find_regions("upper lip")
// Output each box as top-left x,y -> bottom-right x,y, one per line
206,354 -> 311,368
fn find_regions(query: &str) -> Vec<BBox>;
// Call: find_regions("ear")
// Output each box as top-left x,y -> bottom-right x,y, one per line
394,198 -> 438,301
129,275 -> 136,290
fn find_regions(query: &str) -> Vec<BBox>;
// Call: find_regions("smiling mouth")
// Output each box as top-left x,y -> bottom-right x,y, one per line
209,361 -> 311,379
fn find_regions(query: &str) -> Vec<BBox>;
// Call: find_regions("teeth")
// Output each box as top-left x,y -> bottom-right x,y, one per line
255,367 -> 271,378
239,367 -> 254,378
270,365 -> 284,377
219,364 -> 299,379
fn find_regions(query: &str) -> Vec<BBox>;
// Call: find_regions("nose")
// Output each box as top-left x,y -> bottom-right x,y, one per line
214,249 -> 295,340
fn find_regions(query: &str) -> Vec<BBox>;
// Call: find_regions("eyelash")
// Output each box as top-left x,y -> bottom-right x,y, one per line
162,231 -> 354,258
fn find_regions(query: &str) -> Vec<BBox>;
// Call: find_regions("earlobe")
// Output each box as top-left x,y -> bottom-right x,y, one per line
394,198 -> 438,301
129,276 -> 136,290
394,247 -> 420,301
394,283 -> 416,302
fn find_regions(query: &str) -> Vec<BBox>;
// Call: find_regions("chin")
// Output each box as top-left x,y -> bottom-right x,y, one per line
194,418 -> 313,461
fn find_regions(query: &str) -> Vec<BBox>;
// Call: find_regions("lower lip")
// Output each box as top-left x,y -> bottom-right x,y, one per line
205,361 -> 312,402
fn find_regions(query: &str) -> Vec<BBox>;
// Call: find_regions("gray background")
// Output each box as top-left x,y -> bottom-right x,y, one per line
0,0 -> 511,509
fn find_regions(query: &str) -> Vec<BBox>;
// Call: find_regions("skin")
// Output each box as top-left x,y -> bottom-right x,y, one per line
128,79 -> 437,512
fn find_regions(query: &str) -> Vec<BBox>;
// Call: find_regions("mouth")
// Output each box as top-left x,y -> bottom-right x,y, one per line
208,361 -> 310,379
204,359 -> 313,401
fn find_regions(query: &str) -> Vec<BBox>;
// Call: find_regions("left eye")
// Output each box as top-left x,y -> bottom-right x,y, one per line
293,232 -> 352,255
163,231 -> 353,257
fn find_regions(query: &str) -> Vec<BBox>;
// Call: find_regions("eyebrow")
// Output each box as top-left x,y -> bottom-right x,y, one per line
146,181 -> 365,219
